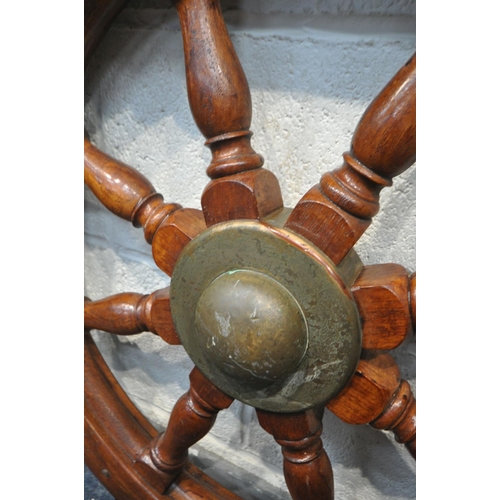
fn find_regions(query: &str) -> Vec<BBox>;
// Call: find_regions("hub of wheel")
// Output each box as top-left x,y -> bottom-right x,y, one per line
170,217 -> 362,412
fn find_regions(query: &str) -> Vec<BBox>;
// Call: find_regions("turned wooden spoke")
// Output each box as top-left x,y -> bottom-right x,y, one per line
85,332 -> 242,499
286,53 -> 416,265
327,351 -> 416,458
257,408 -> 334,500
175,0 -> 283,225
84,138 -> 208,276
351,264 -> 413,350
85,1 -> 416,497
152,208 -> 206,276
84,137 -> 182,244
84,290 -> 181,345
135,367 -> 234,493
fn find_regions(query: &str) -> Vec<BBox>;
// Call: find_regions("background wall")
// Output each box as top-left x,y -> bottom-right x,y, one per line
84,0 -> 416,498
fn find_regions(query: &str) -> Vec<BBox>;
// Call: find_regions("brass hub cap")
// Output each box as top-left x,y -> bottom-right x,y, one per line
170,220 -> 362,413
195,269 -> 309,384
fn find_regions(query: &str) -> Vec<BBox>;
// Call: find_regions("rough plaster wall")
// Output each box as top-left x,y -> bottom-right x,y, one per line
84,1 -> 416,498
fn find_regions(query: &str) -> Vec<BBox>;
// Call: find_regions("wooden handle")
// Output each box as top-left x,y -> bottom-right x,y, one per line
84,137 -> 181,243
327,351 -> 416,459
175,0 -> 263,179
175,0 -> 283,225
135,367 -> 234,493
84,290 -> 181,345
286,54 -> 416,265
257,408 -> 334,500
351,264 -> 412,350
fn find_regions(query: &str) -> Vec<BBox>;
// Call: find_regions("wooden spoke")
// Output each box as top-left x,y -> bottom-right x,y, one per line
85,2 -> 415,497
152,208 -> 206,276
134,367 -> 234,493
285,53 -> 416,265
85,331 -> 241,499
84,290 -> 181,345
257,408 -> 334,500
351,264 -> 413,350
175,0 -> 283,226
326,351 -> 416,459
84,137 -> 182,244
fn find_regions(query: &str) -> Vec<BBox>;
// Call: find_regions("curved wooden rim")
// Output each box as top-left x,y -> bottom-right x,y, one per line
85,331 -> 242,499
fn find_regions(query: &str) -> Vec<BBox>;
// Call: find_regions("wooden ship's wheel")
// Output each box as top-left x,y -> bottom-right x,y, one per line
84,1 -> 416,498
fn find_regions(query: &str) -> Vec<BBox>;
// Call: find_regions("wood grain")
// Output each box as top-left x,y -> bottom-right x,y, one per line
285,53 -> 416,265
327,351 -> 416,458
257,408 -> 334,500
351,264 -> 412,350
175,0 -> 283,225
85,290 -> 181,345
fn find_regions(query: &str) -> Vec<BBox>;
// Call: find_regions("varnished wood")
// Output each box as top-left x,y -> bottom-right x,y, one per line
327,351 -> 416,458
84,137 -> 181,243
85,1 -> 416,496
85,332 -> 241,499
410,271 -> 416,331
175,0 -> 283,225
285,53 -> 416,265
257,408 -> 334,500
351,264 -> 412,350
152,208 -> 206,276
135,367 -> 234,493
85,289 -> 181,344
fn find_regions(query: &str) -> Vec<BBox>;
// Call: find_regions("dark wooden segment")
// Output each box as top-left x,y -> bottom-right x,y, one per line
285,53 -> 416,265
85,290 -> 181,345
326,351 -> 416,459
85,332 -> 242,499
409,271 -> 416,332
175,0 -> 262,179
175,0 -> 283,225
202,169 -> 283,226
84,137 -> 181,243
351,264 -> 411,350
85,0 -> 128,66
135,367 -> 234,493
152,208 -> 207,276
257,409 -> 334,500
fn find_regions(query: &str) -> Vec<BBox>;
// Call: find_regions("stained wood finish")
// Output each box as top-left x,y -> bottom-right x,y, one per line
135,367 -> 234,493
285,53 -> 416,265
84,137 -> 182,243
85,1 -> 416,497
175,0 -> 283,225
351,264 -> 412,350
326,351 -> 416,458
257,408 -> 334,500
85,332 -> 242,499
84,290 -> 181,344
410,271 -> 416,331
152,208 -> 206,276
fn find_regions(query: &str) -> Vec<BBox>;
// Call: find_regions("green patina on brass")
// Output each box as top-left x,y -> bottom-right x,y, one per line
170,219 -> 362,413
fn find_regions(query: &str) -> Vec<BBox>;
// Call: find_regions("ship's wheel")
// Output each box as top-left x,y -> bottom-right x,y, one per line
84,1 -> 416,498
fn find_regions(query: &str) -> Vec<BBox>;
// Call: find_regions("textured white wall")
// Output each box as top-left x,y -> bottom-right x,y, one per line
84,1 -> 416,498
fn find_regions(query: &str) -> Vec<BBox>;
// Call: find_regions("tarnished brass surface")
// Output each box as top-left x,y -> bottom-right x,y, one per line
170,220 -> 362,413
195,269 -> 309,384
